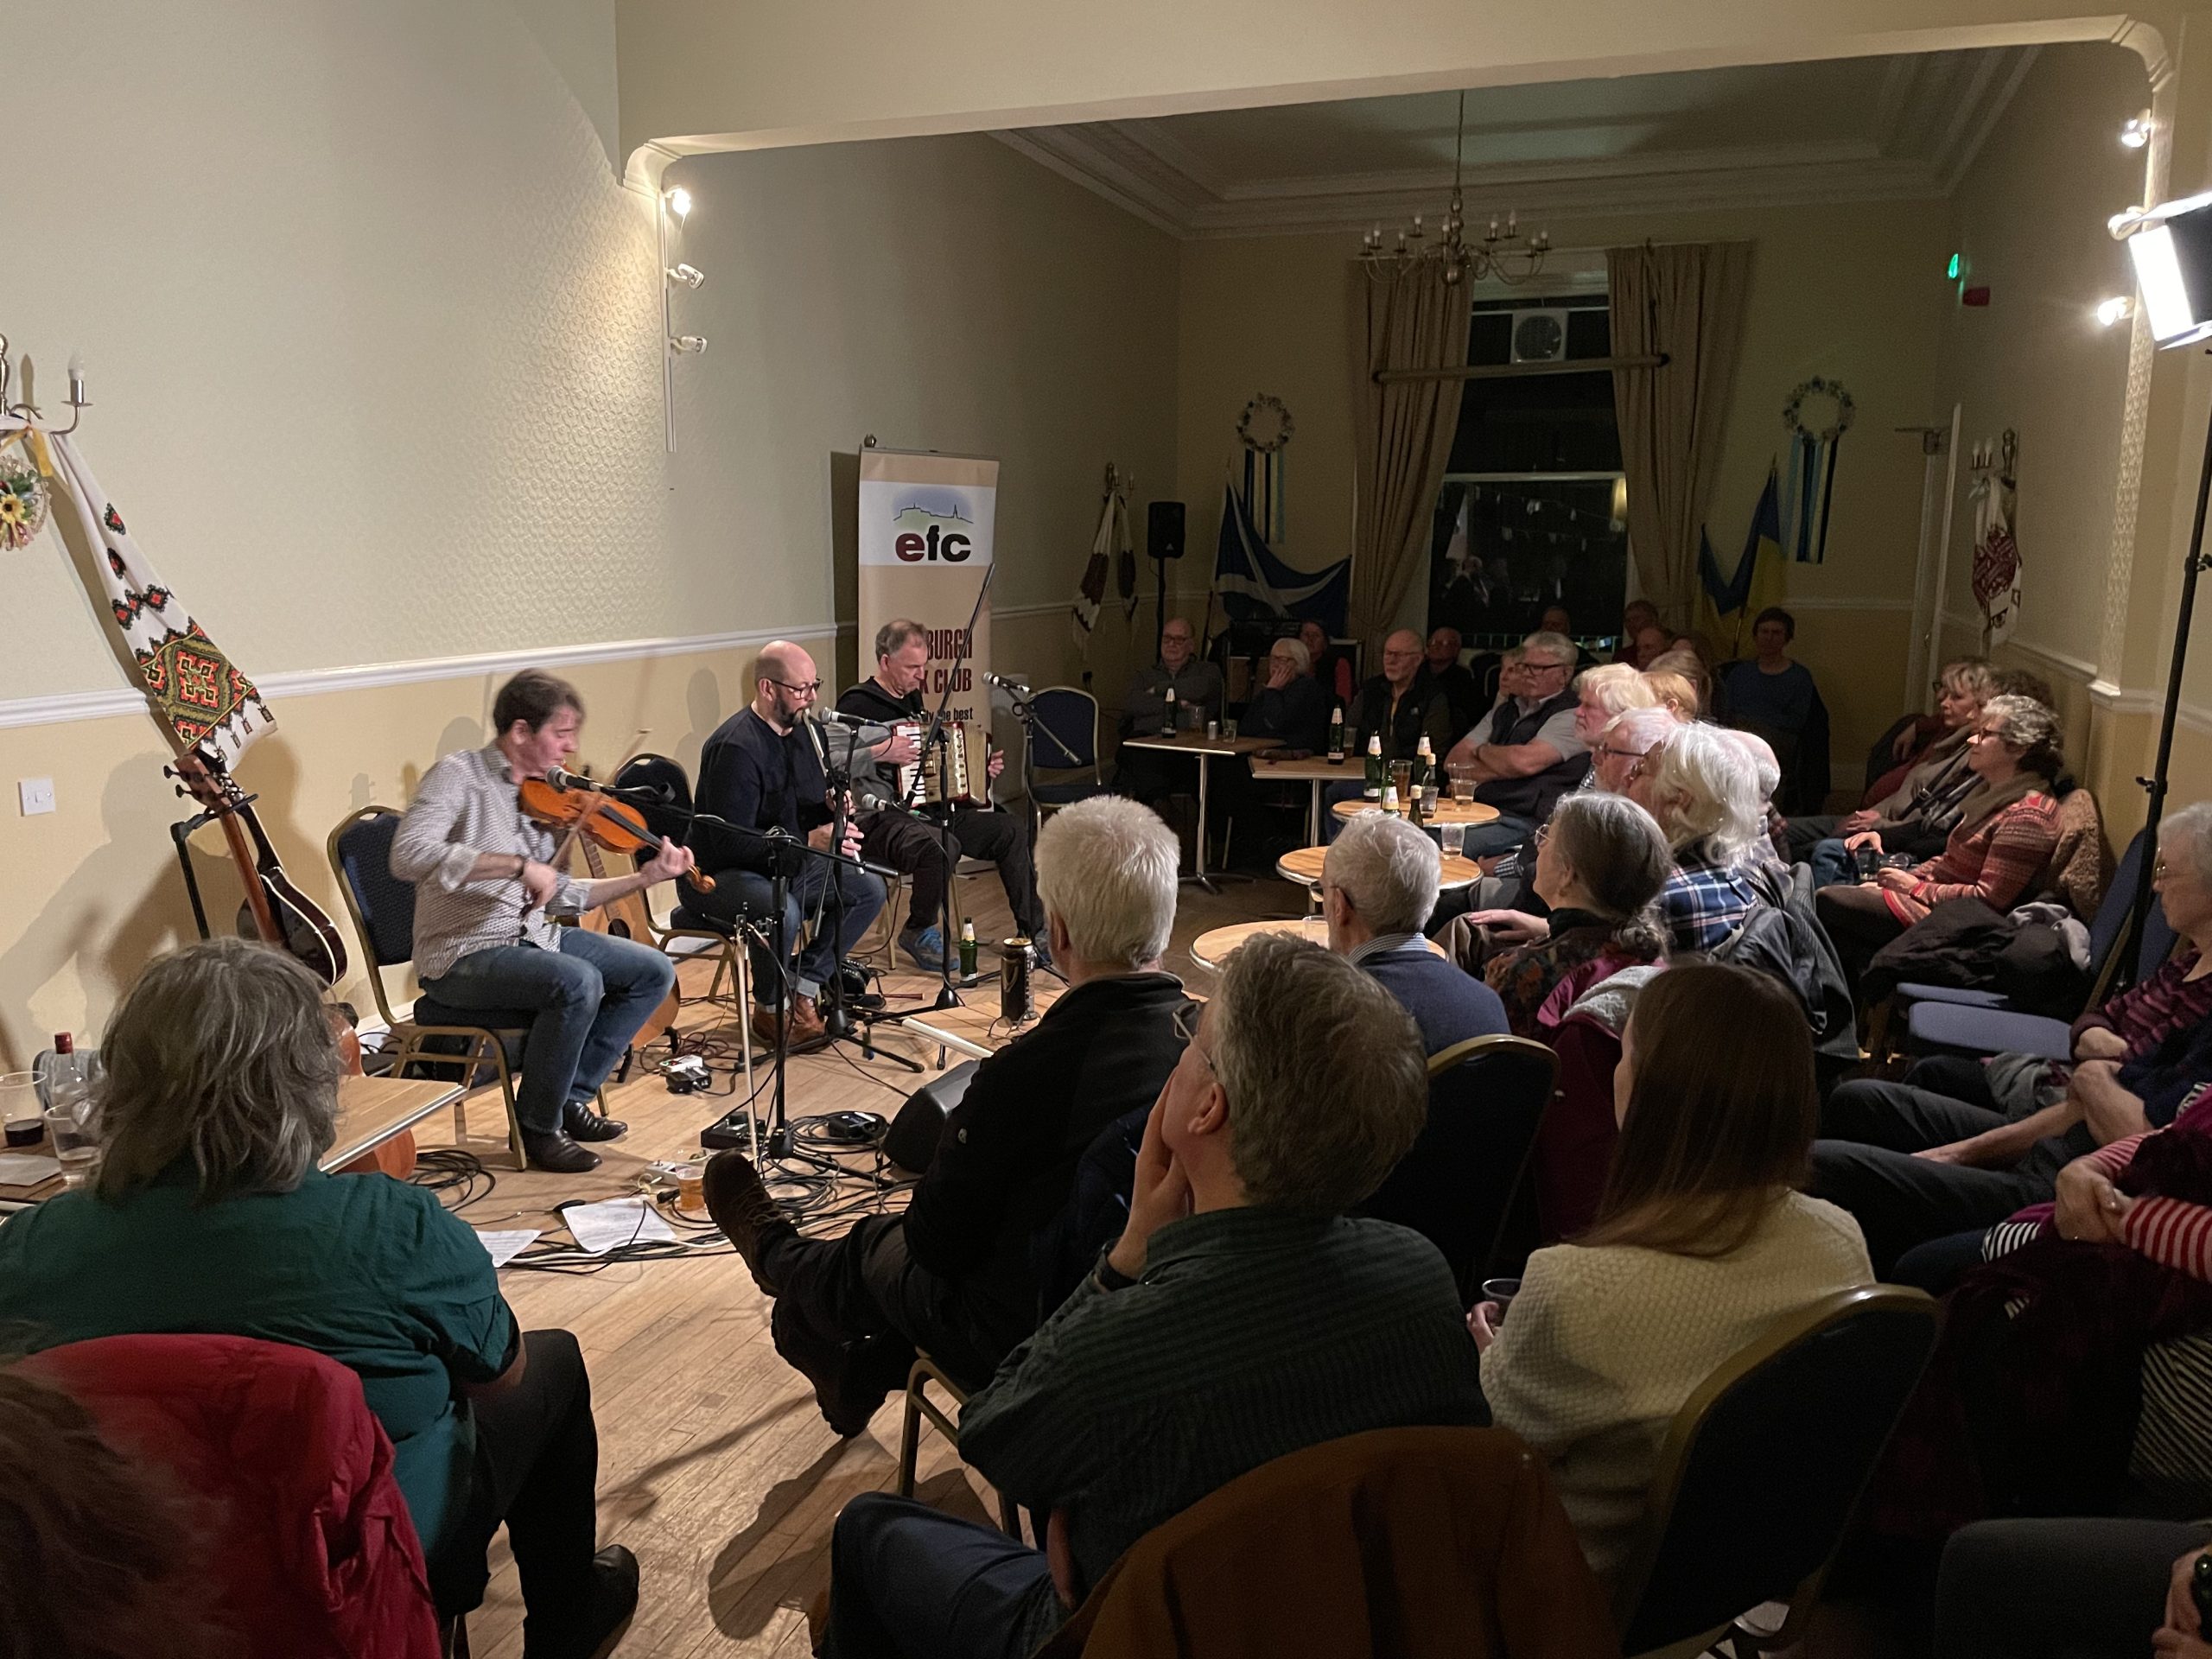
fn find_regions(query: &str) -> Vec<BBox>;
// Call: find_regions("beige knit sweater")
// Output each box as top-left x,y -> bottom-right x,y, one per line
1478,1191 -> 1873,1583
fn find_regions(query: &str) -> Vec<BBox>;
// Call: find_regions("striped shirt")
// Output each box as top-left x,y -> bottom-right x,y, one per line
2076,950 -> 2212,1059
389,744 -> 587,978
1885,792 -> 2059,925
957,1208 -> 1489,1647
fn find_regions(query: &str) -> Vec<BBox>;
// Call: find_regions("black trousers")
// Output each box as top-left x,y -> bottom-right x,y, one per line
861,805 -> 1043,941
1808,1058 -> 2088,1276
1934,1517 -> 2209,1658
758,1215 -> 1009,1416
428,1330 -> 601,1645
1815,881 -> 1908,988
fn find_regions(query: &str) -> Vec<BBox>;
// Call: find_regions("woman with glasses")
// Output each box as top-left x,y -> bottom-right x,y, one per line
1813,695 -> 2063,989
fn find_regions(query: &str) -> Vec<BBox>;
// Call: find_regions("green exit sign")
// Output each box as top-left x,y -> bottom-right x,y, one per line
1948,253 -> 1961,280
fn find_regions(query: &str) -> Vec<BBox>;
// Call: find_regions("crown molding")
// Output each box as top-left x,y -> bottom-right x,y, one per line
997,46 -> 2036,239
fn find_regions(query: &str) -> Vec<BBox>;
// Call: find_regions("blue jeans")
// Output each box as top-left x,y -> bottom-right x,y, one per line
693,855 -> 886,1006
1810,836 -> 1857,888
821,1493 -> 1059,1659
419,927 -> 674,1135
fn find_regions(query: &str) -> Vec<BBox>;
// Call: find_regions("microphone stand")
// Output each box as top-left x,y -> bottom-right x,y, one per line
811,716 -> 924,1076
912,564 -> 996,1012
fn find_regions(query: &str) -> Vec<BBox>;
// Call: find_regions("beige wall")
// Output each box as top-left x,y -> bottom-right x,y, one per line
1173,197 -> 1955,769
2,7 -> 1176,1048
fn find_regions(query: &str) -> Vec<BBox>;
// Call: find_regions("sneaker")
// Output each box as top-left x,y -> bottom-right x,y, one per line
899,925 -> 948,973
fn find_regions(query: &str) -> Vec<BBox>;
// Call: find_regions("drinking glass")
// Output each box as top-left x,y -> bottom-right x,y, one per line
1480,1276 -> 1522,1326
1448,763 -> 1477,804
43,1106 -> 98,1189
1389,760 -> 1413,801
0,1073 -> 39,1148
1440,822 -> 1465,857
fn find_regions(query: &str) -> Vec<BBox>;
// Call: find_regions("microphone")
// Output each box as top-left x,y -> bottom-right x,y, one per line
982,671 -> 1031,692
815,709 -> 873,728
801,709 -> 830,770
543,765 -> 597,793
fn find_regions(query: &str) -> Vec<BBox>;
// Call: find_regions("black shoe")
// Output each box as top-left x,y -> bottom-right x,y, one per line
770,1299 -> 905,1438
521,1129 -> 601,1174
524,1543 -> 639,1659
702,1150 -> 795,1291
838,960 -> 887,1011
563,1101 -> 628,1142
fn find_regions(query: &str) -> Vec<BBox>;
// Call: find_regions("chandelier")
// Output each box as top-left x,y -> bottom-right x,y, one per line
1360,92 -> 1549,287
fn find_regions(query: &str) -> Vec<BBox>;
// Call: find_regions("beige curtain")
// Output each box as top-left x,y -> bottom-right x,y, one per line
1608,242 -> 1752,633
1348,262 -> 1472,652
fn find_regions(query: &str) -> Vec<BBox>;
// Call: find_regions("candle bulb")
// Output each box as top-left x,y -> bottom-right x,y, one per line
67,351 -> 87,406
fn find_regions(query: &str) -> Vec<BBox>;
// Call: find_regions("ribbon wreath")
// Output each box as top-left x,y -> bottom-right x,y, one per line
1779,377 -> 1854,565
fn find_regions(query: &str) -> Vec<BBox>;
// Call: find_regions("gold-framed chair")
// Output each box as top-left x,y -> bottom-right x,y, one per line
1612,1285 -> 1941,1659
326,806 -> 530,1169
894,1352 -> 1022,1537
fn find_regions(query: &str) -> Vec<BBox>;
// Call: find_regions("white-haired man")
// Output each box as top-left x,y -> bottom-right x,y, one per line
1445,628 -> 1592,861
1323,812 -> 1506,1053
703,797 -> 1192,1434
815,934 -> 1489,1658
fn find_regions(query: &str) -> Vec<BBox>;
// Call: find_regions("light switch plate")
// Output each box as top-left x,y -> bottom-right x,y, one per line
18,778 -> 54,816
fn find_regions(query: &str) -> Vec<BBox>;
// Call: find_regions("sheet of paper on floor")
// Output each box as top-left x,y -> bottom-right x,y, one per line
561,1197 -> 677,1255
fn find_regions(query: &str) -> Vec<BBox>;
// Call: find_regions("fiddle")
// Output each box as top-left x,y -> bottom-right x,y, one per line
517,777 -> 715,894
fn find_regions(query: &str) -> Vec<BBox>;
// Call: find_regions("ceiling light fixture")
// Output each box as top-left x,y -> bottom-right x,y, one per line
1360,91 -> 1548,288
2095,296 -> 2135,327
2121,111 -> 2154,149
664,186 -> 692,220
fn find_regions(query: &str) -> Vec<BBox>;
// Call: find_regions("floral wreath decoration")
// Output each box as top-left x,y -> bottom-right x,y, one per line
0,452 -> 49,551
1236,393 -> 1295,454
1782,377 -> 1857,444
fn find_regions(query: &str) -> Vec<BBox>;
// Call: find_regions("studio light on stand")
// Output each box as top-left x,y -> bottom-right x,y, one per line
2109,190 -> 2212,982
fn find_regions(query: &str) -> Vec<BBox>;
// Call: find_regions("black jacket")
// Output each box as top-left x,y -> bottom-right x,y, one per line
1347,676 -> 1454,763
902,971 -> 1192,1361
691,707 -> 829,876
836,677 -> 924,812
1243,673 -> 1332,752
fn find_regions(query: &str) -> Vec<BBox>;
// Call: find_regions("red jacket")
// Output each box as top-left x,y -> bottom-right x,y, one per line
23,1333 -> 442,1659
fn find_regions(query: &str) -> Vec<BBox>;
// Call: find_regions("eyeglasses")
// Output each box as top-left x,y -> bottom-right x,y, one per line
1524,658 -> 1571,674
769,678 -> 823,696
1598,745 -> 1648,762
1171,1001 -> 1216,1074
1533,823 -> 1553,849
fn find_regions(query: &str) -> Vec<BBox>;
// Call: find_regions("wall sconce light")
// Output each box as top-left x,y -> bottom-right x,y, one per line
2121,112 -> 2154,150
664,186 -> 692,220
666,263 -> 705,289
2095,296 -> 2135,327
668,335 -> 708,355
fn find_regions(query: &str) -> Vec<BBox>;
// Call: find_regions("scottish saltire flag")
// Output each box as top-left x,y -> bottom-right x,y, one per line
1213,483 -> 1348,634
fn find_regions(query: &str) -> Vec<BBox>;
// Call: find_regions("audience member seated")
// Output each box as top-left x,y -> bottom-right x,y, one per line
1241,634 -> 1331,753
1467,792 -> 1672,1036
1300,618 -> 1356,709
1719,726 -> 1791,866
1322,811 -> 1507,1051
1814,695 -> 2063,988
1619,596 -> 1660,646
1624,620 -> 1676,671
1569,665 -> 1662,789
1321,628 -> 1456,833
1424,625 -> 1484,735
1935,1518 -> 2212,1659
1791,655 -> 1995,882
1471,962 -> 1873,1583
0,939 -> 636,1656
1112,616 -> 1225,808
815,934 -> 1487,1659
1718,606 -> 1819,740
702,798 -> 1188,1431
1591,705 -> 1681,796
1444,629 -> 1593,860
1859,656 -> 1997,813
1541,603 -> 1599,670
0,1363 -> 223,1659
1630,720 -> 1766,953
1813,802 -> 2212,1278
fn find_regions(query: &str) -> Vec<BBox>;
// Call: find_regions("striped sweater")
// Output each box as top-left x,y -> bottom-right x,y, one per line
1884,791 -> 2060,925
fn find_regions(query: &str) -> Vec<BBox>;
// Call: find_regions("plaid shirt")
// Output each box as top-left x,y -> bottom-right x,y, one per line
1657,853 -> 1761,953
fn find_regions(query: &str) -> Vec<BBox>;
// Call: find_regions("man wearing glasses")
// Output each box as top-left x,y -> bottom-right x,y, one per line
692,640 -> 887,1051
1445,629 -> 1592,860
1320,628 -> 1456,836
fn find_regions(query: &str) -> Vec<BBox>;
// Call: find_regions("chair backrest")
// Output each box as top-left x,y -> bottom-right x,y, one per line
1611,1286 -> 1941,1656
2082,829 -> 2177,1003
1032,686 -> 1101,773
1361,1035 -> 1559,1299
327,809 -> 417,1020
1039,1425 -> 1619,1659
24,1333 -> 442,1659
611,752 -> 696,845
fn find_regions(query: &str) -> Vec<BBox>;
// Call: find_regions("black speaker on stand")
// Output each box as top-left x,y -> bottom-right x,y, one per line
1147,499 -> 1185,658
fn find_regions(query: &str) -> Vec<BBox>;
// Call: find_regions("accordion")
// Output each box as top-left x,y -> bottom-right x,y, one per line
897,721 -> 989,807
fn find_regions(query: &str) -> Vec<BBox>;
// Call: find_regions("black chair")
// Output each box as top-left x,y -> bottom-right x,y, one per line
1027,686 -> 1110,831
1360,1033 -> 1559,1301
610,753 -> 756,1037
326,807 -> 531,1168
1614,1286 -> 1941,1659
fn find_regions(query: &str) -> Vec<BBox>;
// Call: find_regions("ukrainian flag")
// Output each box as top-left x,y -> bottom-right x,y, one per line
1697,463 -> 1788,652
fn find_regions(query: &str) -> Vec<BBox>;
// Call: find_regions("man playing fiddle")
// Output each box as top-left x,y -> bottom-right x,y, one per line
391,669 -> 696,1174
836,619 -> 1043,973
692,641 -> 889,1052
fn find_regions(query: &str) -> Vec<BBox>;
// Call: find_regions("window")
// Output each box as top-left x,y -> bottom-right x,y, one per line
1426,290 -> 1628,652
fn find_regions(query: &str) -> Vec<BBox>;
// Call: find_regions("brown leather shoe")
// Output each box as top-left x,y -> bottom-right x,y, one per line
702,1150 -> 795,1291
749,1000 -> 827,1054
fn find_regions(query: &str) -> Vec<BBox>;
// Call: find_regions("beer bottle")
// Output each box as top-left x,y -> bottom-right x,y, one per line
1327,706 -> 1346,761
1363,734 -> 1384,800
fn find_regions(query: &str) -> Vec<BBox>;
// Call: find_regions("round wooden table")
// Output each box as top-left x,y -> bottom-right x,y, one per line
1275,844 -> 1483,891
1330,797 -> 1501,826
1189,916 -> 1446,971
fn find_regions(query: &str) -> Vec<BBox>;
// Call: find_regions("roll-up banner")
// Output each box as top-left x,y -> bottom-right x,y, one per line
856,449 -> 995,722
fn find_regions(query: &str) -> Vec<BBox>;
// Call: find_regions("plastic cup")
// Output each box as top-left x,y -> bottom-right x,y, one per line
0,1072 -> 39,1148
43,1107 -> 98,1189
1440,822 -> 1465,856
1480,1276 -> 1522,1325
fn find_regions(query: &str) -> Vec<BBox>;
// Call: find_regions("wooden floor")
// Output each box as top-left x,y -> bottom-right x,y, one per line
440,868 -> 1303,1658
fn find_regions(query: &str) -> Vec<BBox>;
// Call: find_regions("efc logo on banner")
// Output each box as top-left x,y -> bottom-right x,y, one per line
896,523 -> 970,563
868,485 -> 993,567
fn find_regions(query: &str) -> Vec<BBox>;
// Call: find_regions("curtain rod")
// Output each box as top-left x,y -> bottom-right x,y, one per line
1376,353 -> 1667,385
